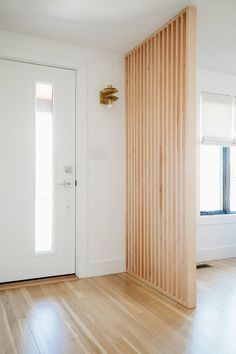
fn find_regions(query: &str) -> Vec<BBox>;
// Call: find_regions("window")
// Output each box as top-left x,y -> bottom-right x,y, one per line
200,145 -> 236,215
200,145 -> 223,213
35,83 -> 54,253
200,92 -> 236,215
230,148 -> 236,211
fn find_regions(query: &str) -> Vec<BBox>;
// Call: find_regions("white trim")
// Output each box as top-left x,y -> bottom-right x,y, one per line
0,55 -> 77,70
198,214 -> 236,226
197,245 -> 236,262
83,258 -> 125,278
75,64 -> 88,277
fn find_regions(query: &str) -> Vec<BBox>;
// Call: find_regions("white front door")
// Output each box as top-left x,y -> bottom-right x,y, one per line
0,59 -> 76,282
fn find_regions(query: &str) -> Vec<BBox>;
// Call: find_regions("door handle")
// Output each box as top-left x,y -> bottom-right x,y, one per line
58,180 -> 73,188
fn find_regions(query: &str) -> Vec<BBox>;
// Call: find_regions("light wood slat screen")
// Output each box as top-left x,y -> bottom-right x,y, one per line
125,7 -> 197,308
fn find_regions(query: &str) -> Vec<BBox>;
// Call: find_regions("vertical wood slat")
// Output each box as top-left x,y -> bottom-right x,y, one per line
125,6 -> 197,308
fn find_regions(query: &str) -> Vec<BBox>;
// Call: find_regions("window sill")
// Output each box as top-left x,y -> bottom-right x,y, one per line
198,214 -> 236,226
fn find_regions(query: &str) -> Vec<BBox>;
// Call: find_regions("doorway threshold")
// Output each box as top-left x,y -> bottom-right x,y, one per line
0,274 -> 79,291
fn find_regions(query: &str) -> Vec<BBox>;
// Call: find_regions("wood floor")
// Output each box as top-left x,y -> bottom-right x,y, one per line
0,259 -> 236,354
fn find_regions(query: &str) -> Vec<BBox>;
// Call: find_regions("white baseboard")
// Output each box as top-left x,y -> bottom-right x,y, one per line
197,245 -> 236,262
80,258 -> 126,278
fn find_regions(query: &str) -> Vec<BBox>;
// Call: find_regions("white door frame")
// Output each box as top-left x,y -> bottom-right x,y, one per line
0,56 -> 88,278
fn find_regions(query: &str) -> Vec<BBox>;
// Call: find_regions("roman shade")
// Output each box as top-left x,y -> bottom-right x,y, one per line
201,92 -> 235,146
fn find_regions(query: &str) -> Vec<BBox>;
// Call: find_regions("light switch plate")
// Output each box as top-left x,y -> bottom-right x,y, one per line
89,147 -> 109,160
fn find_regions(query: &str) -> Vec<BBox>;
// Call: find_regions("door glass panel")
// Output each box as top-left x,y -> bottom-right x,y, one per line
35,83 -> 53,253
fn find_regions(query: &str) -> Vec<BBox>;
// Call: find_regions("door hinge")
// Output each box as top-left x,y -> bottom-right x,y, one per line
75,180 -> 77,187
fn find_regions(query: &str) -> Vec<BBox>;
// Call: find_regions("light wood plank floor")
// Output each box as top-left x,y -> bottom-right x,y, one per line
1,258 -> 236,354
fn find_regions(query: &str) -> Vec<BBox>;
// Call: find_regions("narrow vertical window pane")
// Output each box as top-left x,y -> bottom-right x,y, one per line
230,147 -> 236,211
35,83 -> 53,253
200,145 -> 223,212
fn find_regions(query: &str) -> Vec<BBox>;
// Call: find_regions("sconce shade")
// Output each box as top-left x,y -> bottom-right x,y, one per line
100,85 -> 119,105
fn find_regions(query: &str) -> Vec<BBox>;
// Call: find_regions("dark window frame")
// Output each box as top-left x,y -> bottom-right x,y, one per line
200,146 -> 236,216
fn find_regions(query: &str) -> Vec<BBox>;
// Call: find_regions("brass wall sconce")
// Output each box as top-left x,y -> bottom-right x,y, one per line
100,84 -> 119,107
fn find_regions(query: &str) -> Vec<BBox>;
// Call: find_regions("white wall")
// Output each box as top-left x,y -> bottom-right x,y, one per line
0,30 -> 125,277
197,69 -> 236,262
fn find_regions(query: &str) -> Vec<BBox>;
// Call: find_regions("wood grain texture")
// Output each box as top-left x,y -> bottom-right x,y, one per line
0,260 -> 236,354
125,7 -> 197,308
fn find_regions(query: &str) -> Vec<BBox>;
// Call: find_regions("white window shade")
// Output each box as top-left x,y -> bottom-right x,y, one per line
201,92 -> 235,146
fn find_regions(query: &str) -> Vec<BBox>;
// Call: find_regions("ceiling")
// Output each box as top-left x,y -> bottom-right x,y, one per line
0,0 -> 235,74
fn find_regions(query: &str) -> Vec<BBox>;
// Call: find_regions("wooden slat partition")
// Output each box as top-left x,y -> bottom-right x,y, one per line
125,6 -> 197,308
